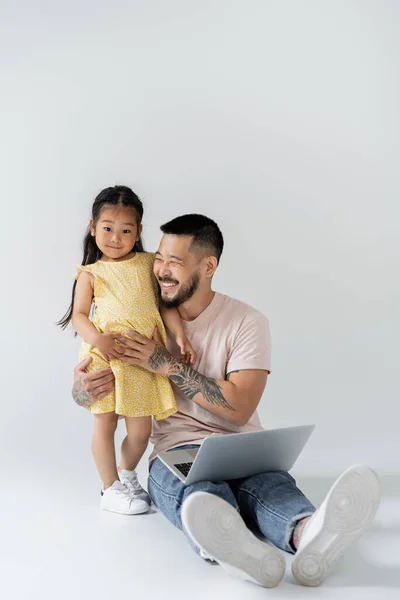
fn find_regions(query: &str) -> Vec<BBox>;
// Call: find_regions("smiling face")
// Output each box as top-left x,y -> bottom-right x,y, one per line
90,205 -> 142,261
153,234 -> 206,308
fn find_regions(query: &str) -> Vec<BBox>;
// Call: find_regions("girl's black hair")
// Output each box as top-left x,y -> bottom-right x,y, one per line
57,185 -> 145,330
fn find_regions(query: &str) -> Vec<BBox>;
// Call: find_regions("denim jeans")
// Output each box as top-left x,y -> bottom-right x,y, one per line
148,444 -> 316,555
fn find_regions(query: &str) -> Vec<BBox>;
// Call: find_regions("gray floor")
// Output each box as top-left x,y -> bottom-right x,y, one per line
2,459 -> 399,600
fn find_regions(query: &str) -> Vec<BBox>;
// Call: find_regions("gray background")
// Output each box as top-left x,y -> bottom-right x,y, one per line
1,0 -> 399,482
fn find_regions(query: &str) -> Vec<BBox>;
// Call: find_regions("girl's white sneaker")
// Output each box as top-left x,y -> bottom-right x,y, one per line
119,469 -> 151,505
100,480 -> 150,515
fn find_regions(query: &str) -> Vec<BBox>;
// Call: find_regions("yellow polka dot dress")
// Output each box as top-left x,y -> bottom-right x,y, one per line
77,253 -> 177,420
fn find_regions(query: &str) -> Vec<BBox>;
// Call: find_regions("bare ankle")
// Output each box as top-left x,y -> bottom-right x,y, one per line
103,480 -> 117,490
291,516 -> 311,550
119,464 -> 136,473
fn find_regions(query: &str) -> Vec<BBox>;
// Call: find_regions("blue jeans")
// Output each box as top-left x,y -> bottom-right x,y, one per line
148,444 -> 316,555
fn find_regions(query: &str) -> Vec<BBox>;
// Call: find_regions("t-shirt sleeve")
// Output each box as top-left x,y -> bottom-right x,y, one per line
226,314 -> 271,375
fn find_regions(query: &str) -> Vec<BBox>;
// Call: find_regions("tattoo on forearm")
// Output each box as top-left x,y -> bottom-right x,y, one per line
170,366 -> 234,410
148,345 -> 176,371
226,370 -> 240,381
72,385 -> 92,407
148,344 -> 234,410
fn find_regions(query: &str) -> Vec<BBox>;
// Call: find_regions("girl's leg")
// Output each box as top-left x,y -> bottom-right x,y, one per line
120,416 -> 152,471
92,412 -> 119,489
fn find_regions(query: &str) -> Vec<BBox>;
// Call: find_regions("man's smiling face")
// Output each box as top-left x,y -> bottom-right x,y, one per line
153,234 -> 202,308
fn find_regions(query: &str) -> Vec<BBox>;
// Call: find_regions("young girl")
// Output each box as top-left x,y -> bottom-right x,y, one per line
59,185 -> 196,515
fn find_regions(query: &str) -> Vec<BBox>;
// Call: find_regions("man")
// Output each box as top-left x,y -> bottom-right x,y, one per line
72,214 -> 381,588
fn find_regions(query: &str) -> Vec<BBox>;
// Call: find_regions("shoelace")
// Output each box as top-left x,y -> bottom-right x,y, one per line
114,484 -> 134,501
124,475 -> 144,497
103,483 -> 135,502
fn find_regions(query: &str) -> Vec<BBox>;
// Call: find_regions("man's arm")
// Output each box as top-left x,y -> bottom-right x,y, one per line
118,330 -> 268,426
167,359 -> 267,426
72,357 -> 115,407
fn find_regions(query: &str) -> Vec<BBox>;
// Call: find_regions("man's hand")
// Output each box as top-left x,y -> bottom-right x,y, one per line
116,328 -> 266,427
117,328 -> 176,376
72,357 -> 115,407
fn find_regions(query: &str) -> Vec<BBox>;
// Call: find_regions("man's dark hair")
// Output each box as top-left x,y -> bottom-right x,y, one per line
160,214 -> 224,263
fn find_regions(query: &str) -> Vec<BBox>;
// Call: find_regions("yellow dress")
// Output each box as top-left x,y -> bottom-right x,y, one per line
76,252 -> 177,420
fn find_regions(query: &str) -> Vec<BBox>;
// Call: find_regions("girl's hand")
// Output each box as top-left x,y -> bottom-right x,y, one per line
177,336 -> 197,365
95,333 -> 124,361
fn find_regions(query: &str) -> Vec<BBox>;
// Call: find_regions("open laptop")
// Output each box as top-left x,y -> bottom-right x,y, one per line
157,425 -> 315,486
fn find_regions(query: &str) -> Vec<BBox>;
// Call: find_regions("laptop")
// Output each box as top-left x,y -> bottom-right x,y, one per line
157,425 -> 315,486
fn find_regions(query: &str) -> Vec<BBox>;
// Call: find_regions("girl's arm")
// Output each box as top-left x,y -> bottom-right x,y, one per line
160,307 -> 197,365
72,272 -> 121,360
72,272 -> 100,346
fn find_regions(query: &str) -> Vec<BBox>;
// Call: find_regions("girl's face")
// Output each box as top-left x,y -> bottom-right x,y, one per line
91,205 -> 142,261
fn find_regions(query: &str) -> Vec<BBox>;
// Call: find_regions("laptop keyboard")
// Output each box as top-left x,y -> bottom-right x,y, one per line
175,462 -> 193,477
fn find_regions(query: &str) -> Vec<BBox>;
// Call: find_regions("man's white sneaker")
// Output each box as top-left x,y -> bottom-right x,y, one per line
100,480 -> 150,515
182,491 -> 286,588
199,549 -> 218,564
119,469 -> 151,506
292,465 -> 381,587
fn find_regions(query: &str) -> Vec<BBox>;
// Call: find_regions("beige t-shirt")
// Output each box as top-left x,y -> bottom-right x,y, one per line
150,292 -> 271,461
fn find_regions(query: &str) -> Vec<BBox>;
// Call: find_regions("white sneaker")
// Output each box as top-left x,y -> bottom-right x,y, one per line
292,465 -> 381,587
119,469 -> 151,506
199,549 -> 217,564
100,480 -> 150,515
182,491 -> 286,588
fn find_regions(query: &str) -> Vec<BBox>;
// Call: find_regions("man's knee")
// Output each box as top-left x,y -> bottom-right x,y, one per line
182,480 -> 239,511
148,465 -> 239,531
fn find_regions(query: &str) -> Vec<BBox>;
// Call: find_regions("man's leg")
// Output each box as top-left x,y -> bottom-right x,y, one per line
148,445 -> 239,554
149,446 -> 286,587
229,465 -> 381,587
228,469 -> 315,553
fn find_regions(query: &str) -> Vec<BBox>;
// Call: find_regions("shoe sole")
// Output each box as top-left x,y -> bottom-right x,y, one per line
100,503 -> 150,515
292,465 -> 381,587
182,491 -> 286,588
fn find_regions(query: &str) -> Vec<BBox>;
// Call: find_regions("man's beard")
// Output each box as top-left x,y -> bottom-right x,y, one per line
159,270 -> 200,308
